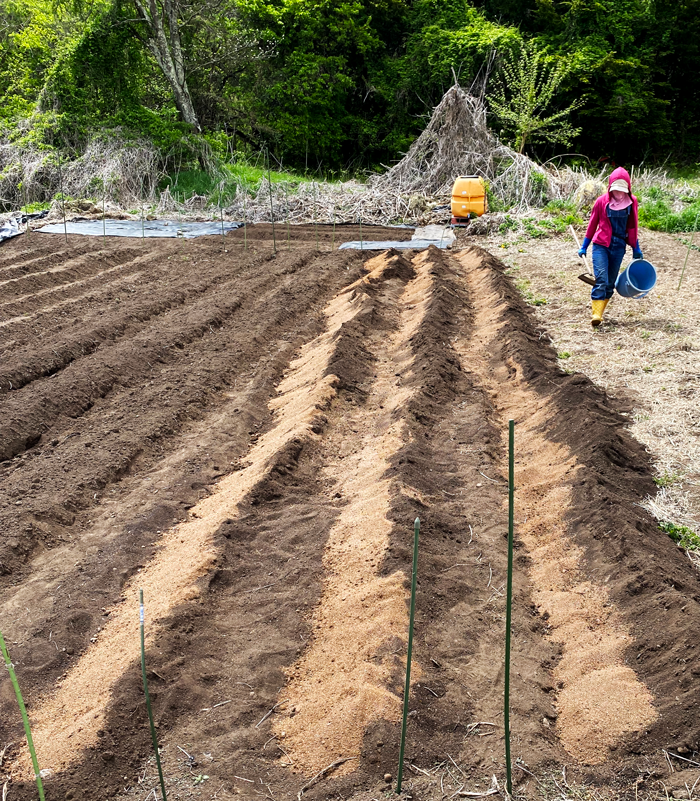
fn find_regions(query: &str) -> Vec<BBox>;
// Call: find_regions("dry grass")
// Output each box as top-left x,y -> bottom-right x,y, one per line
0,131 -> 163,209
470,227 -> 700,569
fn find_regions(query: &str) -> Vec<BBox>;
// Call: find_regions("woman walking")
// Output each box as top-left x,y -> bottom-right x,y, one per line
578,167 -> 643,327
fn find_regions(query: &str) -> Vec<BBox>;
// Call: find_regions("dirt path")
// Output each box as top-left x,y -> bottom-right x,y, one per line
1,234 -> 700,801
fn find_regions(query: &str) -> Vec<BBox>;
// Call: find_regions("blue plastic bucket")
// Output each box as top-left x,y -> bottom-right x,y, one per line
615,258 -> 657,298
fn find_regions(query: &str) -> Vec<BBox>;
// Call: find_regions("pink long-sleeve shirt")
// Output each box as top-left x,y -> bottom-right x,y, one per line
585,167 -> 640,250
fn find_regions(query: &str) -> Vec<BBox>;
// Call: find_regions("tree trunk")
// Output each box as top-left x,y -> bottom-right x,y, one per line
133,0 -> 200,130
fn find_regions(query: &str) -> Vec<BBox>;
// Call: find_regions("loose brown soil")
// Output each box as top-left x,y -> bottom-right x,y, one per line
1,226 -> 699,801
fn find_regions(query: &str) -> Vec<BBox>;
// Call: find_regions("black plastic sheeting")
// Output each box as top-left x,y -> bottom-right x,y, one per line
37,219 -> 243,239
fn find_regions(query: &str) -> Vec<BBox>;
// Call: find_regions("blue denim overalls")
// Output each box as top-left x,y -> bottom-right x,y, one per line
591,206 -> 630,300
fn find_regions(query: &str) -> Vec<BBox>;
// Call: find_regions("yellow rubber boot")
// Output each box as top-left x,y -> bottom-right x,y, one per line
591,298 -> 609,327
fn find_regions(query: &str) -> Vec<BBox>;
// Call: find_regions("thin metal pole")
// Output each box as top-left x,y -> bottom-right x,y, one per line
396,517 -> 420,795
285,181 -> 291,250
102,179 -> 106,246
220,181 -> 225,249
23,178 -> 30,239
140,590 -> 168,801
141,176 -> 145,242
0,629 -> 46,801
267,148 -> 277,253
332,201 -> 336,250
57,152 -> 67,243
359,214 -> 363,250
243,181 -> 248,251
504,420 -> 515,798
314,181 -> 319,250
678,209 -> 700,291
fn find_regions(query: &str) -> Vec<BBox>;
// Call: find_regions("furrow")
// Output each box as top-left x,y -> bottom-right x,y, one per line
271,250 -> 437,774
0,250 -> 351,577
0,251 -> 277,393
0,295 -> 243,462
0,242 -> 99,278
8,251 -> 405,778
0,248 -> 142,303
455,246 -> 684,766
0,258 -> 146,322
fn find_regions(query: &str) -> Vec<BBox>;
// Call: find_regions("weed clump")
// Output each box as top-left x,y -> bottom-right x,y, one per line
659,521 -> 700,551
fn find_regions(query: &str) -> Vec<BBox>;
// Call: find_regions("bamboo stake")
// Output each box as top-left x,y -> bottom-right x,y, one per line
396,517 -> 420,795
0,629 -> 46,801
139,591 -> 168,801
504,420 -> 515,798
678,209 -> 700,291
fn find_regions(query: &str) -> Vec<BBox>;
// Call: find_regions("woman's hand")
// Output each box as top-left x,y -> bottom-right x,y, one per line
577,247 -> 588,258
633,248 -> 643,260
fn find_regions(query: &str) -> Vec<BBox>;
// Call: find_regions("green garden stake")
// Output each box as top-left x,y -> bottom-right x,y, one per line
140,590 -> 168,801
396,517 -> 420,795
0,629 -> 46,801
504,420 -> 515,798
678,209 -> 700,291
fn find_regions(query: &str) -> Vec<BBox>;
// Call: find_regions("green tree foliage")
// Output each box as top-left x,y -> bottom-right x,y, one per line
0,0 -> 699,171
488,40 -> 583,153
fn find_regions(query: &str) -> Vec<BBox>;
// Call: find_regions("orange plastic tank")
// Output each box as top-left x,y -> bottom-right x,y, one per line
451,175 -> 487,218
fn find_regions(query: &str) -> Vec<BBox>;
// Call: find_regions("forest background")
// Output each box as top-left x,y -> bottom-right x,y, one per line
1,0 -> 699,199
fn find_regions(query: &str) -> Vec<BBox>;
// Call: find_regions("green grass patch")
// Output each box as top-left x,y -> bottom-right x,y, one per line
162,162 -> 312,204
659,521 -> 700,551
543,199 -> 584,228
638,196 -> 700,233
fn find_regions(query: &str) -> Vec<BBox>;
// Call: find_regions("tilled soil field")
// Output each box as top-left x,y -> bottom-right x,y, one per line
1,227 -> 699,801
